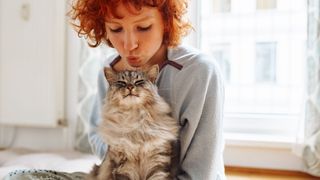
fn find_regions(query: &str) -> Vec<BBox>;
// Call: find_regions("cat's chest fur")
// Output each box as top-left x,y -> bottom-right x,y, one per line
100,104 -> 177,147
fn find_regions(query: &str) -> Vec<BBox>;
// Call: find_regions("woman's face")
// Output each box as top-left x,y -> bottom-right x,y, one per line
105,4 -> 165,68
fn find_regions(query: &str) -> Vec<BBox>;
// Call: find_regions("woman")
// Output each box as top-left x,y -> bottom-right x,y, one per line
5,0 -> 225,179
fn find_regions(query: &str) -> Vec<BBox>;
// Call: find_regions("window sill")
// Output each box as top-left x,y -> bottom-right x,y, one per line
225,132 -> 295,149
223,132 -> 305,171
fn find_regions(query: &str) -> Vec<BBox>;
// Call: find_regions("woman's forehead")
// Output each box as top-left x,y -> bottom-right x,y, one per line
105,3 -> 158,21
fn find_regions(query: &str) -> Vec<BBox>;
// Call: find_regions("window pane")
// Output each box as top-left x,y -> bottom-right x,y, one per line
255,42 -> 277,83
211,44 -> 231,82
213,0 -> 231,13
257,0 -> 277,9
200,0 -> 307,137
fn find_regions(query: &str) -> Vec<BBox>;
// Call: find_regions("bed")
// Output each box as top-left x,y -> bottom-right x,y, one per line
0,148 -> 100,179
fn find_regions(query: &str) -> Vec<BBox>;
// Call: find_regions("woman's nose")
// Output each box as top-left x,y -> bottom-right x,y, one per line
124,32 -> 138,51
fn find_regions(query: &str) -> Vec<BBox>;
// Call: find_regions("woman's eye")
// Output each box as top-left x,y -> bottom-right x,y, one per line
110,27 -> 122,33
137,25 -> 152,32
134,80 -> 145,86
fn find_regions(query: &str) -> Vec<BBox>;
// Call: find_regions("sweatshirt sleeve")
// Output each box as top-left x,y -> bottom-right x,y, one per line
88,67 -> 108,159
174,58 -> 225,180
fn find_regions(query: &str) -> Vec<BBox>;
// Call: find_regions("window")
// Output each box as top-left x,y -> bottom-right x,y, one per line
200,0 -> 307,140
255,42 -> 277,83
213,0 -> 231,13
211,44 -> 231,82
257,0 -> 277,10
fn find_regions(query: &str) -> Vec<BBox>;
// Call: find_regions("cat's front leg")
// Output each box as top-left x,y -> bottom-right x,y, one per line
146,171 -> 172,180
89,155 -> 114,180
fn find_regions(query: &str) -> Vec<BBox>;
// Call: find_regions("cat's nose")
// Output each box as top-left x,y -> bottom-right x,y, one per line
127,84 -> 134,91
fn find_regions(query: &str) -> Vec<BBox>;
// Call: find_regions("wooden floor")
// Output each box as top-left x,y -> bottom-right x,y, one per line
226,166 -> 319,180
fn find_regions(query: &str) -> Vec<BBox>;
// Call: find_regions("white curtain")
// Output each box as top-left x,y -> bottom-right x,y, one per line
302,0 -> 320,176
74,41 -> 113,153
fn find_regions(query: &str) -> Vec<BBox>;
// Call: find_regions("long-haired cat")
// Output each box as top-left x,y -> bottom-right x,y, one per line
88,65 -> 180,180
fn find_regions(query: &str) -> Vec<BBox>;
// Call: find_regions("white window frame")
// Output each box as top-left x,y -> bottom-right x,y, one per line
256,0 -> 277,10
187,0 -> 307,171
212,0 -> 231,13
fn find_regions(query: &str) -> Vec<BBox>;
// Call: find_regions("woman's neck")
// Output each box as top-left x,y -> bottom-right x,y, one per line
147,44 -> 167,68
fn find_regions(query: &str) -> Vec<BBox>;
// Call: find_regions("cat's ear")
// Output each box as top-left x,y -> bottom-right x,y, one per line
147,65 -> 159,84
104,67 -> 116,84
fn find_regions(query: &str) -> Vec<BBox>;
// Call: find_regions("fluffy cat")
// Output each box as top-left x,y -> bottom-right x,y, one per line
88,65 -> 180,180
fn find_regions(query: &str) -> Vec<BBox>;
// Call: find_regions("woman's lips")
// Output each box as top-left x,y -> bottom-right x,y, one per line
127,56 -> 140,66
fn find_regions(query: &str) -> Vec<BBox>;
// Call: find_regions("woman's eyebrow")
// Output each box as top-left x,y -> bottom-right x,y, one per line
105,21 -> 120,25
133,15 -> 154,23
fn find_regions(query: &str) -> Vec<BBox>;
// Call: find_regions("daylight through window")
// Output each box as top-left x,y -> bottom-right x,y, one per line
200,0 -> 307,140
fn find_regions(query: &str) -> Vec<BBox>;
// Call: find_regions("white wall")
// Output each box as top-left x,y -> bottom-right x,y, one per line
0,19 -> 81,151
0,0 -> 80,150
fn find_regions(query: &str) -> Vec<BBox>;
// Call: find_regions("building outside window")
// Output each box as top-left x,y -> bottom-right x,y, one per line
256,0 -> 277,10
213,0 -> 231,13
200,0 -> 307,140
255,42 -> 277,83
211,43 -> 231,82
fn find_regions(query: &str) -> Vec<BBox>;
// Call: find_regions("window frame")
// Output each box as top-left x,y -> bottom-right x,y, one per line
256,0 -> 277,10
187,0 -> 307,171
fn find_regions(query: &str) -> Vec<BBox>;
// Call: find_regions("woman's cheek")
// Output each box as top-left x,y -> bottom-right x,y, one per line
109,35 -> 123,47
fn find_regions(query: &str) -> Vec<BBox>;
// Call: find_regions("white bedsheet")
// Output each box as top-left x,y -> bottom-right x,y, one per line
0,148 -> 100,179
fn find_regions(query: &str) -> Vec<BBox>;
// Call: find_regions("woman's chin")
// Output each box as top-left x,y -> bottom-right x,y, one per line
128,63 -> 142,68
127,59 -> 142,67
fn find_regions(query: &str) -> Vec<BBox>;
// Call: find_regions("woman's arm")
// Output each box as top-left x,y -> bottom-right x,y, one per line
88,67 -> 108,159
174,60 -> 225,180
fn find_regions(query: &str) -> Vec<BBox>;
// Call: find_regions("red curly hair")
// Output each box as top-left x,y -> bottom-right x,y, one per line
69,0 -> 192,47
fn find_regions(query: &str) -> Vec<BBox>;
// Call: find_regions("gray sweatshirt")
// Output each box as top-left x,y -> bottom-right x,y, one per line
88,44 -> 225,180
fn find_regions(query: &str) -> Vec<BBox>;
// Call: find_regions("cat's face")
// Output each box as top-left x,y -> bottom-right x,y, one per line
104,65 -> 159,107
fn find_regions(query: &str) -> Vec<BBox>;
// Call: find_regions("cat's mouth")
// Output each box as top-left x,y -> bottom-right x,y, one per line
123,93 -> 139,98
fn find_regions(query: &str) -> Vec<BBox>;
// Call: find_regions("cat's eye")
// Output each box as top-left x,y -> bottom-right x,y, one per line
134,80 -> 145,86
115,81 -> 127,88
